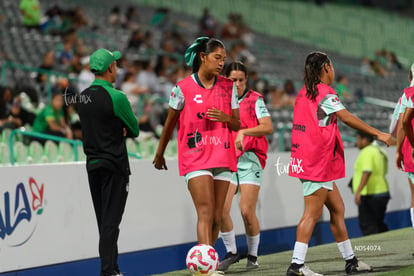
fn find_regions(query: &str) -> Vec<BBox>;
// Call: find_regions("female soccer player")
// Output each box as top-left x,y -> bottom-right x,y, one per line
153,37 -> 240,246
287,51 -> 391,276
396,62 -> 414,231
218,61 -> 272,271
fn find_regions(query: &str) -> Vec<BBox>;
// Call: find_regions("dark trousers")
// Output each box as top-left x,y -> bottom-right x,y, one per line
358,194 -> 389,236
88,168 -> 129,276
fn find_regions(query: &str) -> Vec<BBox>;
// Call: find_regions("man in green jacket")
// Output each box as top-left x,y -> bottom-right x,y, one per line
77,48 -> 139,276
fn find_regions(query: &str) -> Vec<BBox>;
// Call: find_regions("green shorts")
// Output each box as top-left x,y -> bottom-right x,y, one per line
185,167 -> 232,184
231,152 -> 263,186
407,172 -> 414,184
300,179 -> 333,196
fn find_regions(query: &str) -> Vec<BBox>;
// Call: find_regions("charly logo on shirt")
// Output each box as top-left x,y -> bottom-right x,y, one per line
193,94 -> 203,104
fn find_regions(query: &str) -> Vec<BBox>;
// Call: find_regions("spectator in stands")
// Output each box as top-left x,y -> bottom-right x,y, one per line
360,57 -> 375,77
221,13 -> 242,40
199,8 -> 218,37
70,7 -> 89,30
109,6 -> 126,27
124,6 -> 140,31
352,131 -> 390,236
77,56 -> 95,93
35,51 -> 57,102
32,92 -> 73,141
284,79 -> 297,98
67,52 -> 83,75
9,92 -> 36,127
127,29 -> 144,49
121,71 -> 150,116
268,85 -> 294,109
56,41 -> 74,66
335,75 -> 351,100
0,86 -> 23,130
136,60 -> 161,96
19,0 -> 42,31
390,52 -> 403,71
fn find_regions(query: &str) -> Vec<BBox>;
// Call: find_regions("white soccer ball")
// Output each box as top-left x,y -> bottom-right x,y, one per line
186,244 -> 219,275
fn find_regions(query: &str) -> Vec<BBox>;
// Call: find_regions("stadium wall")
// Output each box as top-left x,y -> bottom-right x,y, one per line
0,147 -> 410,275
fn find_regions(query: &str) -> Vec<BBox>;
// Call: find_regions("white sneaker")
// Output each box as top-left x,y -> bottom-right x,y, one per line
287,264 -> 323,276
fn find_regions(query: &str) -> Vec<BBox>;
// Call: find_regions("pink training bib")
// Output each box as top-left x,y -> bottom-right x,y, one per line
289,83 -> 345,181
234,90 -> 268,169
401,86 -> 414,172
175,75 -> 237,176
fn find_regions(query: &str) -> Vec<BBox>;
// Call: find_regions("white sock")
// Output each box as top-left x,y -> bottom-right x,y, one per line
246,234 -> 260,257
220,230 -> 237,254
337,239 -> 355,260
410,208 -> 414,230
292,242 -> 308,264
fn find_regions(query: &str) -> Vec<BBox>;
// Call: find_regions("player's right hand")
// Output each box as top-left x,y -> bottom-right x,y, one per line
377,132 -> 392,147
153,153 -> 167,170
396,150 -> 404,170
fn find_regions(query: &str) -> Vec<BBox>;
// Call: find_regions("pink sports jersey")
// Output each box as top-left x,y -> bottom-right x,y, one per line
235,90 -> 268,169
401,86 -> 414,172
175,75 -> 237,175
289,83 -> 345,181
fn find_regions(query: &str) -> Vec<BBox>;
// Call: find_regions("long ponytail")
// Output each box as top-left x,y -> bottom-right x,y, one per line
304,51 -> 330,100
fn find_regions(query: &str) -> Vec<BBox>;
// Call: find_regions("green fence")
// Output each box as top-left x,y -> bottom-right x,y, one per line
8,128 -> 141,166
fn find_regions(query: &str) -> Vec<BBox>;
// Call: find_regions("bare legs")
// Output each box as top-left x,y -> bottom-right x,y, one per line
188,175 -> 230,245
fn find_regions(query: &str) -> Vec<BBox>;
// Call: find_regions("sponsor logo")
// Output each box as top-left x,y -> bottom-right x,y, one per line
275,157 -> 304,176
187,131 -> 203,149
292,124 -> 306,132
0,177 -> 45,249
64,87 -> 92,106
193,94 -> 203,104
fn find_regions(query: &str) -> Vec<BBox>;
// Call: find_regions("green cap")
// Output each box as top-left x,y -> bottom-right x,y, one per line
89,48 -> 121,74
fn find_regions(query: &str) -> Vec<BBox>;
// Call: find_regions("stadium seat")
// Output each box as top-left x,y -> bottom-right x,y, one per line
59,142 -> 74,162
44,140 -> 60,163
0,142 -> 10,165
13,141 -> 28,165
28,140 -> 45,164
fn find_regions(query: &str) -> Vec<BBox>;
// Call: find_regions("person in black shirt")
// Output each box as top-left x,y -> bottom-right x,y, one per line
77,48 -> 139,276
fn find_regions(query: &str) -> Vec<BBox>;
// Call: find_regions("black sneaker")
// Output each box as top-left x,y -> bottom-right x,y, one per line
217,252 -> 240,271
345,257 -> 373,275
286,263 -> 323,276
246,255 -> 259,270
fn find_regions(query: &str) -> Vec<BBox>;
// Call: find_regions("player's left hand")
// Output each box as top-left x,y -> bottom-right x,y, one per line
206,107 -> 229,123
235,131 -> 244,152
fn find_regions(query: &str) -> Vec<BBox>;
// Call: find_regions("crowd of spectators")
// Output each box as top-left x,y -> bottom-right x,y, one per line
1,2 -> 314,148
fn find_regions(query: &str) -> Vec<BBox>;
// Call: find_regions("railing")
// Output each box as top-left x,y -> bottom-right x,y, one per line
8,129 -> 141,166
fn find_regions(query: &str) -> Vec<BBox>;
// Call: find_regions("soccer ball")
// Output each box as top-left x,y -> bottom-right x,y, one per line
186,244 -> 219,275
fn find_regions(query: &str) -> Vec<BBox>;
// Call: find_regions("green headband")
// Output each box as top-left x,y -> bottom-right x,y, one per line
184,37 -> 209,67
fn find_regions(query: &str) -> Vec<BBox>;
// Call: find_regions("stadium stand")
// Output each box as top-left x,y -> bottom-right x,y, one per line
0,0 -> 413,166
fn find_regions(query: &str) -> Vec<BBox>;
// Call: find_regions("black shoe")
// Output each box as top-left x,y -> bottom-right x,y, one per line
217,252 -> 240,271
345,257 -> 373,274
